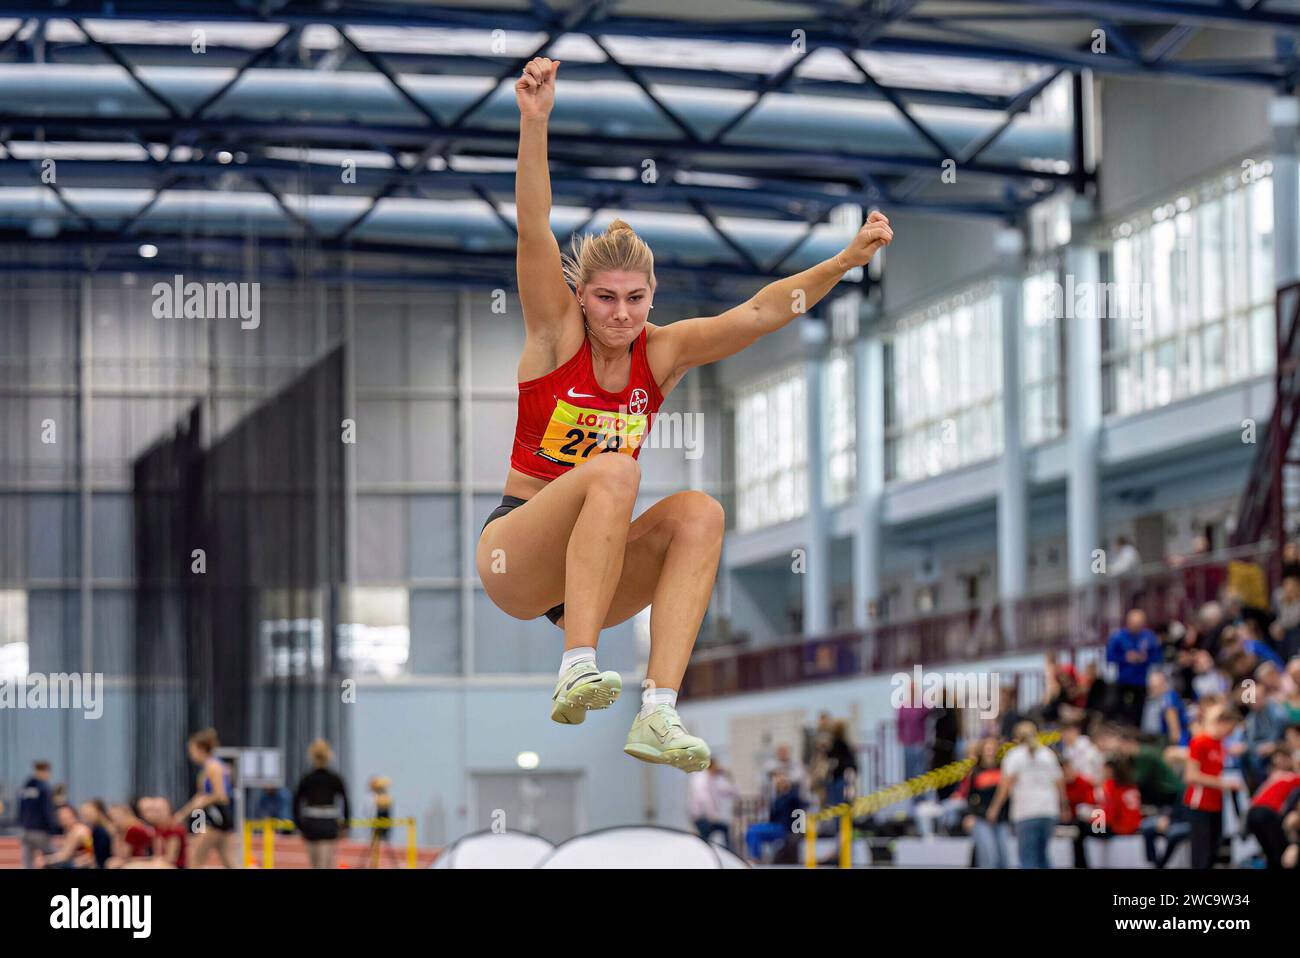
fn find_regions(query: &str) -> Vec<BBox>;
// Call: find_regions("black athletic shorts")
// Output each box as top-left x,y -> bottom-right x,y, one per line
206,801 -> 235,832
481,495 -> 565,626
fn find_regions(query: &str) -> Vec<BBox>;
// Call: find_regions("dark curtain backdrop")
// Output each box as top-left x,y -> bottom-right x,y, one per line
133,346 -> 347,804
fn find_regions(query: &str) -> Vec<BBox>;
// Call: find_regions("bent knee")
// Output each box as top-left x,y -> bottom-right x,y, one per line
580,451 -> 641,497
670,490 -> 725,538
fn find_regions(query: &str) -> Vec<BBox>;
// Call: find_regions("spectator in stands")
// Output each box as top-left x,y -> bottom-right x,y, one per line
1281,660 -> 1300,724
1107,609 -> 1161,727
931,706 -> 961,799
1271,575 -> 1300,662
1241,673 -> 1288,790
745,771 -> 801,862
896,684 -> 929,784
1060,719 -> 1104,784
81,800 -> 112,869
1171,534 -> 1225,607
823,720 -> 857,807
1282,541 -> 1300,580
1043,658 -> 1086,724
1072,755 -> 1142,868
959,737 -> 1009,868
1190,649 -> 1230,702
17,760 -> 59,869
1082,661 -> 1109,720
986,720 -> 1069,869
1144,670 -> 1189,747
760,743 -> 807,802
1109,536 -> 1141,577
43,804 -> 93,869
688,762 -> 737,850
996,684 -> 1025,741
961,738 -> 1008,863
1245,748 -> 1300,869
1183,702 -> 1247,869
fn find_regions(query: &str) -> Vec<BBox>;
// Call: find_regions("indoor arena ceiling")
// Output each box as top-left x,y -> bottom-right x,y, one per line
0,0 -> 1297,296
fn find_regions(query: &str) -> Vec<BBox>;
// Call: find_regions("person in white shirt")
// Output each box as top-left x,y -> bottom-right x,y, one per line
1109,536 -> 1141,576
688,763 -> 737,851
1060,721 -> 1104,785
760,743 -> 808,802
986,721 -> 1070,869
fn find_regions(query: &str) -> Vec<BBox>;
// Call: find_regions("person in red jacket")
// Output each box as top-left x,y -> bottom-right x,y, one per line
1245,749 -> 1300,869
1183,703 -> 1246,869
1071,755 -> 1141,867
1101,758 -> 1143,835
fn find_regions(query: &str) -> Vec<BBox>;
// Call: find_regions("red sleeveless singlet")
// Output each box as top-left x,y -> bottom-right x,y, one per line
509,326 -> 665,482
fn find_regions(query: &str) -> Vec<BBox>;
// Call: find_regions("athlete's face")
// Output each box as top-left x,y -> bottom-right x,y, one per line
578,271 -> 653,348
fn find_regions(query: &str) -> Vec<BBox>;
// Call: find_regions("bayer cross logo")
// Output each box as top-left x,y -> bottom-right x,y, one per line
628,388 -> 649,415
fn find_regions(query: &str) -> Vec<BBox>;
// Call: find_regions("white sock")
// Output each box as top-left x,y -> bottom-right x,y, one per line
639,686 -> 678,719
559,646 -> 597,676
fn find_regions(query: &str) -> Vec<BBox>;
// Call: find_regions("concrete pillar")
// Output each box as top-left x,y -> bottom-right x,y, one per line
996,227 -> 1028,617
852,298 -> 885,630
802,318 -> 832,636
1271,95 -> 1300,287
1066,196 -> 1103,588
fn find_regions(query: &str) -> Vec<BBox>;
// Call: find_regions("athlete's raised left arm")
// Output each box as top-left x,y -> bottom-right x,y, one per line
655,211 -> 892,385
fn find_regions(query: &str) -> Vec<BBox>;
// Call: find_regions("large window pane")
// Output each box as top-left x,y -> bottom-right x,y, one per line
1103,162 -> 1274,417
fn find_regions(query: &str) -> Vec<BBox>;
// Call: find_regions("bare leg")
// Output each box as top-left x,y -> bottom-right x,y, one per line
476,453 -> 641,650
575,490 -> 724,689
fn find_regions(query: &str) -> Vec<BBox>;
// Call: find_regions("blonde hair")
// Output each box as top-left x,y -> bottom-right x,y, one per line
561,218 -> 655,292
308,738 -> 333,768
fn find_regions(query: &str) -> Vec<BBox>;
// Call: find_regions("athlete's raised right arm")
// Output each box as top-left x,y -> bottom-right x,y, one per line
514,57 -> 579,347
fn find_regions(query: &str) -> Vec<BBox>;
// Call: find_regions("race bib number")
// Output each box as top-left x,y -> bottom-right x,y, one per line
536,399 -> 648,467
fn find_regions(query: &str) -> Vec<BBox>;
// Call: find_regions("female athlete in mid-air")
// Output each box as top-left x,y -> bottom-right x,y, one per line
476,57 -> 893,773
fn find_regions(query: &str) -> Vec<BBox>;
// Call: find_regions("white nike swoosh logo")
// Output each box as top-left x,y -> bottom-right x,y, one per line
567,388 -> 597,399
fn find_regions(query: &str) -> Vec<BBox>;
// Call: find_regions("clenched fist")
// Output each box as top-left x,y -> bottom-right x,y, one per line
836,210 -> 893,269
516,56 -> 560,120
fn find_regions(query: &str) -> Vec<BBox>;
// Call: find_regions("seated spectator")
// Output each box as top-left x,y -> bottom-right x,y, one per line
1144,670 -> 1189,747
760,743 -> 807,803
81,800 -> 112,869
144,796 -> 187,868
1241,678 -> 1288,790
107,801 -> 154,863
1283,541 -> 1300,582
1238,617 -> 1285,670
1190,649 -> 1229,701
687,762 -> 736,851
1061,720 -> 1105,784
1073,755 -> 1142,868
1271,575 -> 1300,662
1282,661 -> 1300,724
745,772 -> 801,862
1245,749 -> 1300,869
43,805 -> 93,869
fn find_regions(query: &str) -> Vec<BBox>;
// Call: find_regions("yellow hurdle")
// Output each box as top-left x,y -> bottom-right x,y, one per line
241,816 -> 420,868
